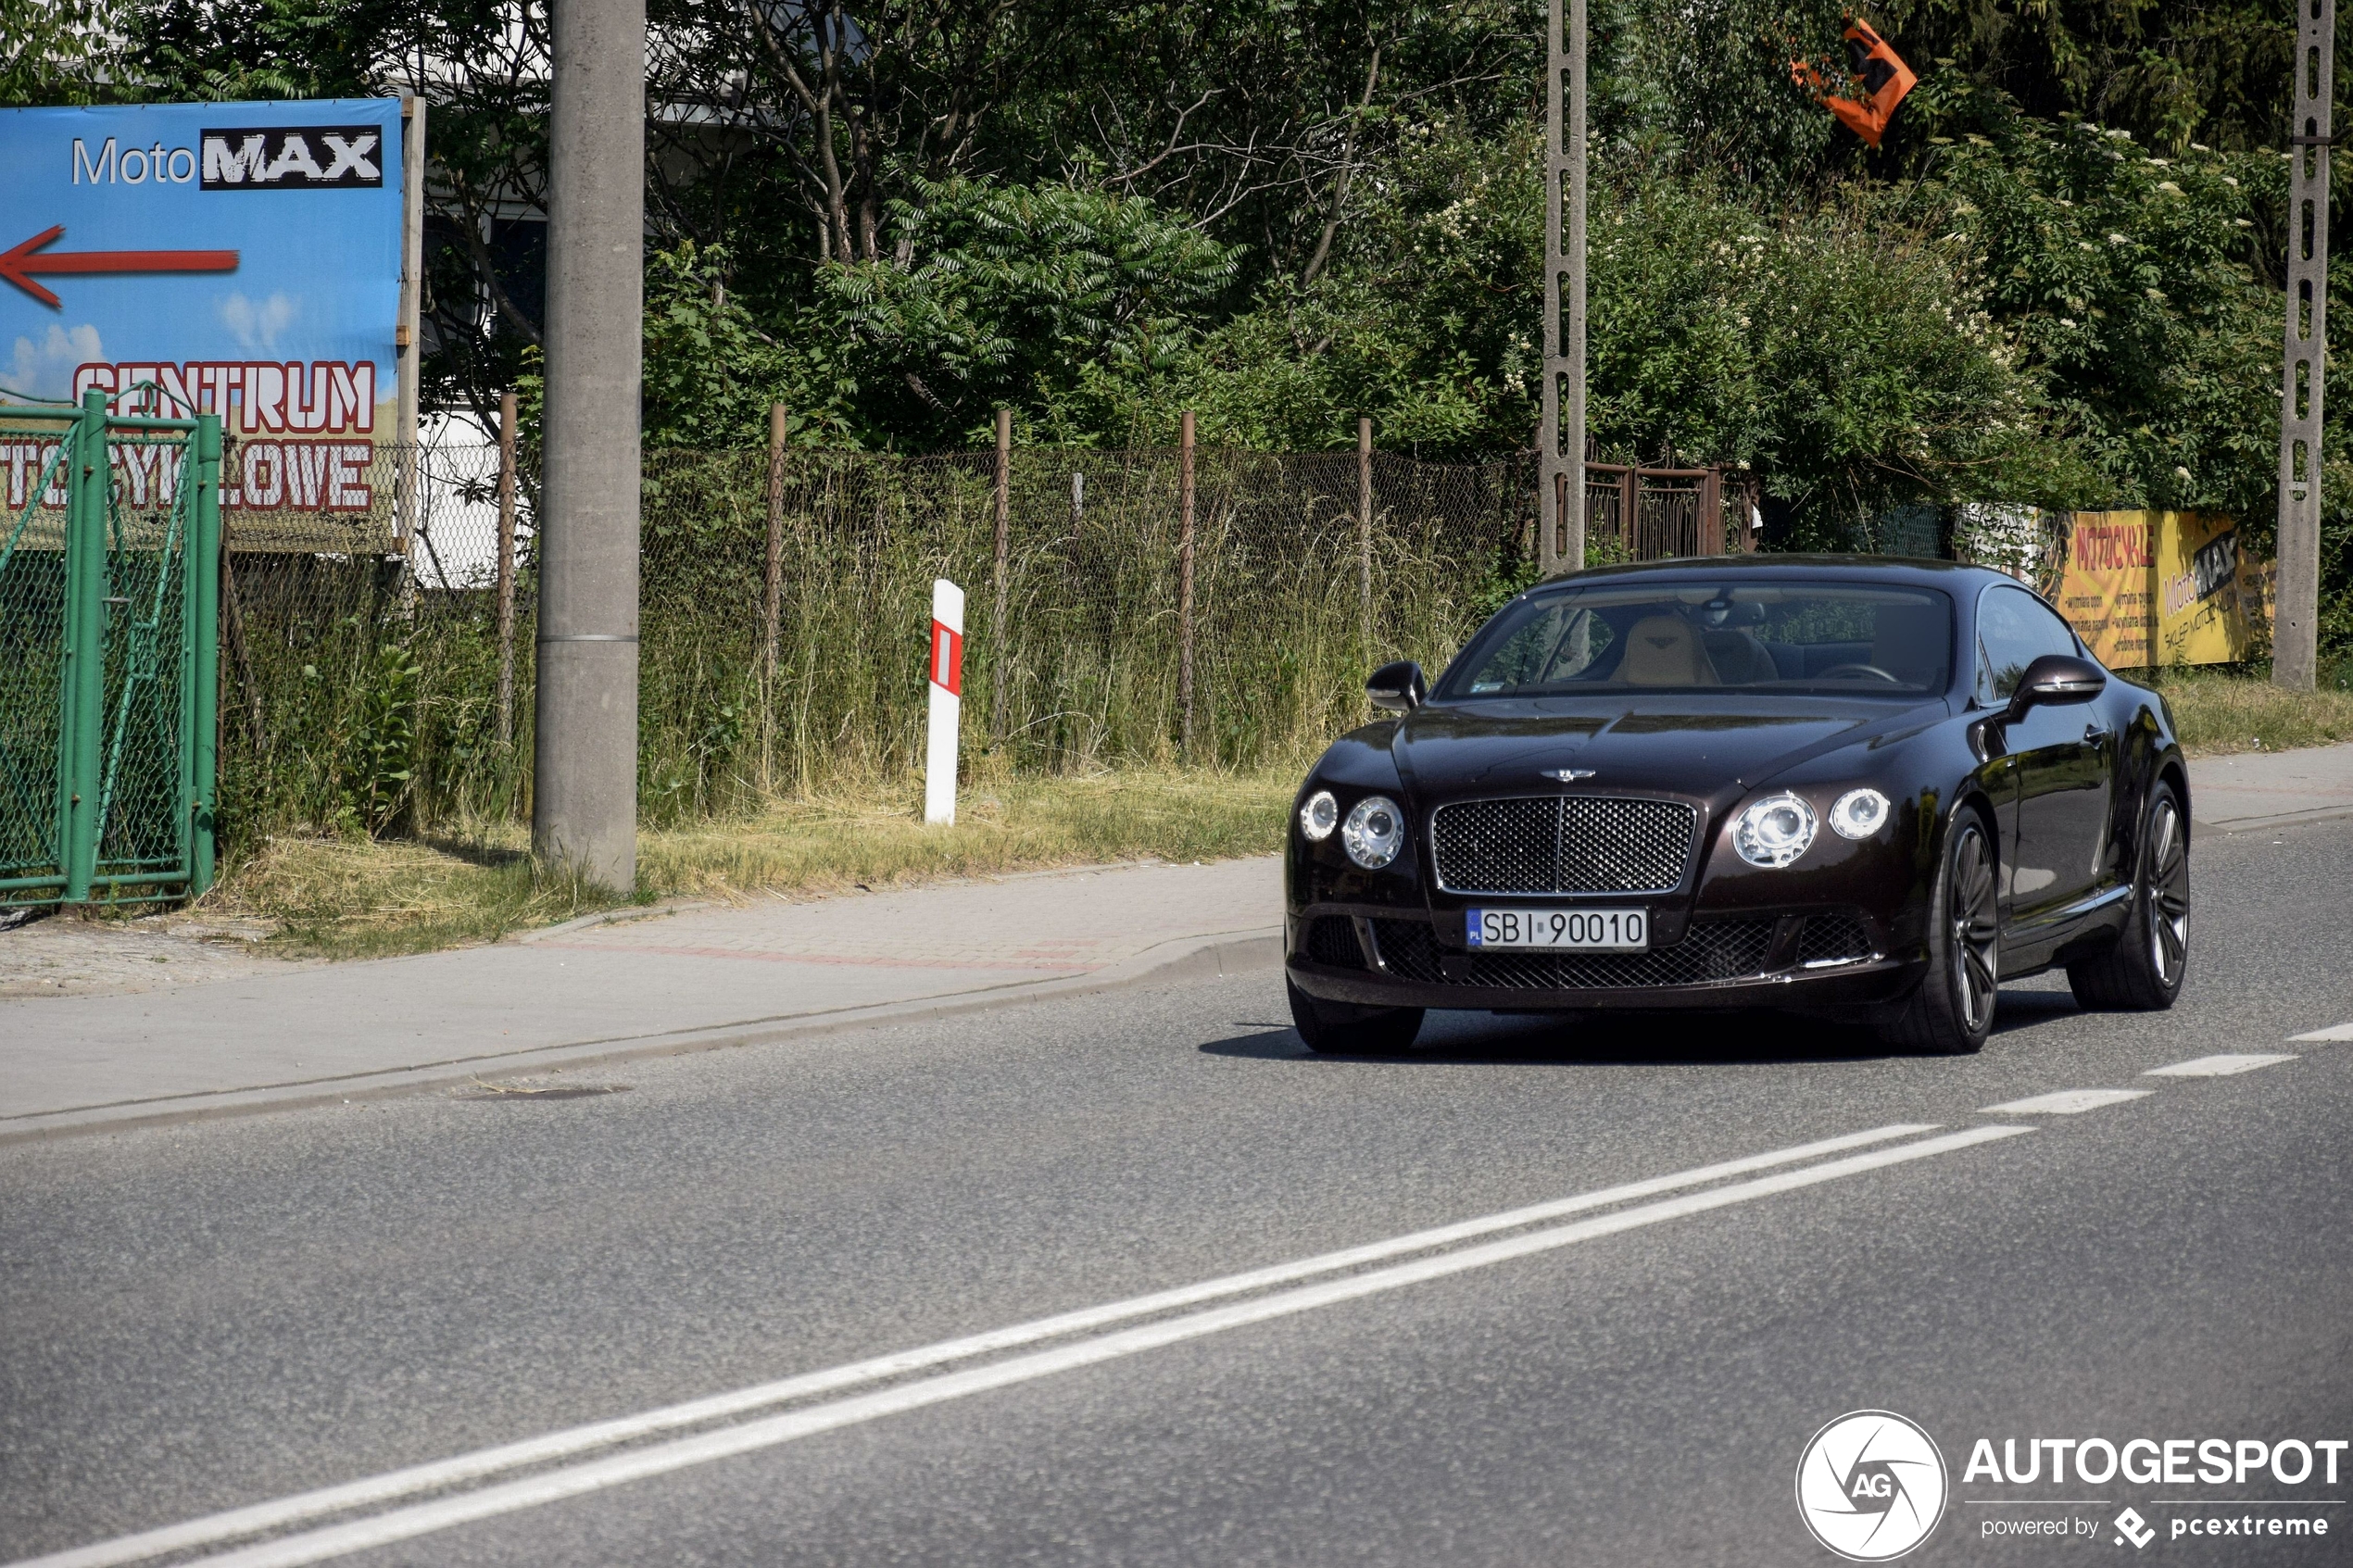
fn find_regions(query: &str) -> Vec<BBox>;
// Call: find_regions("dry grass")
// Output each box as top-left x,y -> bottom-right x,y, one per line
199,669 -> 2353,960
207,768 -> 1296,960
2144,667 -> 2353,756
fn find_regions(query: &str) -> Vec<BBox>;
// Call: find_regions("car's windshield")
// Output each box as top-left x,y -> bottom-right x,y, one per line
1439,581 -> 1954,698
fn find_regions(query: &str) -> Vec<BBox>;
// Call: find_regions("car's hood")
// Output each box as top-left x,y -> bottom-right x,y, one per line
1391,693 -> 1947,804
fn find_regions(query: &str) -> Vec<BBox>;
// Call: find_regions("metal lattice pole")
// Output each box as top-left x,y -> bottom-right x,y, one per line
1538,0 -> 1588,576
2276,0 -> 2334,692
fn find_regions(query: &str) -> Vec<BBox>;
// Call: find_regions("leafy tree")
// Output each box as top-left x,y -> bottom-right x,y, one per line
2,0 -> 127,105
1923,116 -> 2281,522
817,172 -> 1241,445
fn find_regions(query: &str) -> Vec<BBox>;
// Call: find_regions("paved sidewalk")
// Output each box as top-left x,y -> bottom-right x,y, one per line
0,858 -> 1281,1142
2185,740 -> 2353,833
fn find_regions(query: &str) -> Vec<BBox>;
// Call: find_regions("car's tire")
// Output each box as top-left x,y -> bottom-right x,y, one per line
2067,778 -> 2188,1011
1876,808 -> 1999,1055
1287,975 -> 1424,1054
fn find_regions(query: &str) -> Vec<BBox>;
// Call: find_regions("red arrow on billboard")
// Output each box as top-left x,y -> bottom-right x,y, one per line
1,225 -> 239,309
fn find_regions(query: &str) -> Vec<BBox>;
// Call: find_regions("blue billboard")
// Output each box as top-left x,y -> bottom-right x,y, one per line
0,98 -> 404,519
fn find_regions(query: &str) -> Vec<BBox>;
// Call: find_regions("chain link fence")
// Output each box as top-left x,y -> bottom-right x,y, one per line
215,440 -> 1554,844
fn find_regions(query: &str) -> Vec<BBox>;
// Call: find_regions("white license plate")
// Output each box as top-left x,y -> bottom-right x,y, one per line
1465,907 -> 1649,951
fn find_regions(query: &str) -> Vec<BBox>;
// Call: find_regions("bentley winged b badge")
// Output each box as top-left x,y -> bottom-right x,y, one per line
1542,768 -> 1597,783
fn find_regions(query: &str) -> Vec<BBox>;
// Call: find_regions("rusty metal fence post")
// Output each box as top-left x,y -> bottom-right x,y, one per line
762,403 -> 786,684
1357,418 -> 1374,662
496,392 -> 519,748
991,408 -> 1012,745
761,402 -> 786,791
1178,410 -> 1197,759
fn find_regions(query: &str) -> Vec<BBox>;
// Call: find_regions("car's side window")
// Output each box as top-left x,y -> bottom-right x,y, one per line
1975,585 -> 2080,703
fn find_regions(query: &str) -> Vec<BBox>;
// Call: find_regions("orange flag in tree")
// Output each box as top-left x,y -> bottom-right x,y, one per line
1791,18 -> 1918,147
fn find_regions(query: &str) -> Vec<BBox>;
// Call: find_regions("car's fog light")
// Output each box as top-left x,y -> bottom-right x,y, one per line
1299,789 -> 1339,841
1830,787 -> 1891,840
1734,792 -> 1818,868
1343,795 -> 1405,869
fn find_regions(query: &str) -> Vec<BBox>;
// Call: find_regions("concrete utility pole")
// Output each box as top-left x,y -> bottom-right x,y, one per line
534,0 -> 647,890
1538,0 -> 1587,575
2275,0 -> 2334,693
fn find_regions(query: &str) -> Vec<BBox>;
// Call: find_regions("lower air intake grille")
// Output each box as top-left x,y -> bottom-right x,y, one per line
1795,914 -> 1874,967
1302,915 -> 1366,970
1431,797 -> 1698,895
1370,918 -> 1778,989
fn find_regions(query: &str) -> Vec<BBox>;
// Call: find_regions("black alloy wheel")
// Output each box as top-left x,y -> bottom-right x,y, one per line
1879,810 -> 1998,1055
2067,779 -> 2188,1011
1287,975 -> 1425,1055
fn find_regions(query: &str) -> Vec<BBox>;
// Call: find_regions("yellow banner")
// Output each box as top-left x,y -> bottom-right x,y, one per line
2054,510 -> 2273,669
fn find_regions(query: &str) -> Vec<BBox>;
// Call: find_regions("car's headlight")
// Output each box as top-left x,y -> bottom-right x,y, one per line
1733,792 -> 1817,868
1830,787 -> 1891,840
1342,795 -> 1405,869
1299,789 -> 1339,842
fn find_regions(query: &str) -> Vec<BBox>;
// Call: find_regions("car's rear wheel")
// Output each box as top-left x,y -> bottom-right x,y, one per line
2067,778 -> 2187,1011
1877,809 -> 1998,1055
1287,976 -> 1424,1054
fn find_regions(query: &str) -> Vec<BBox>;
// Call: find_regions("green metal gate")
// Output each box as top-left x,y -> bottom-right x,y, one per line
1,388 -> 220,909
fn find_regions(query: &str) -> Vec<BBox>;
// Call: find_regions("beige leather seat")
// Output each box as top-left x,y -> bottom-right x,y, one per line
1619,615 -> 1719,685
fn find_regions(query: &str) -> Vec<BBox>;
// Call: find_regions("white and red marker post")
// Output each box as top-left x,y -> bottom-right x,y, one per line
925,579 -> 964,824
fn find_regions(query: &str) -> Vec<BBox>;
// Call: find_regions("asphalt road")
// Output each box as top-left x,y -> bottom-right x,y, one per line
4,819 -> 2350,1567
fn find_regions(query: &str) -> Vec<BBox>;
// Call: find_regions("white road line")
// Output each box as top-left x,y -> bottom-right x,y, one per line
10,1123 -> 1937,1568
2143,1054 -> 2297,1078
1979,1088 -> 2153,1115
157,1125 -> 2037,1568
2289,1022 -> 2353,1042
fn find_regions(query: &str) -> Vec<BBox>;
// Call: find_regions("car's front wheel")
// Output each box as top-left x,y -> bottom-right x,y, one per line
2067,778 -> 2188,1011
1876,809 -> 1999,1055
1287,976 -> 1424,1055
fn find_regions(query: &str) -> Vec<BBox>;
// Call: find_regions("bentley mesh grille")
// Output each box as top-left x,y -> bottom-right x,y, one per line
1302,915 -> 1367,970
1795,914 -> 1874,967
1369,918 -> 1777,989
1430,796 -> 1698,895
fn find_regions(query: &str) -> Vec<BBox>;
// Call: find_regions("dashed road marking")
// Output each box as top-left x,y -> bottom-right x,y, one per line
2288,1022 -> 2353,1042
6,1122 -> 1948,1568
59,1127 -> 2032,1568
1979,1088 -> 2153,1115
2143,1053 -> 2297,1078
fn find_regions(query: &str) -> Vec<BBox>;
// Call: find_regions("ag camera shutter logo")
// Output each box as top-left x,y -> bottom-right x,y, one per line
1795,1410 -> 1949,1561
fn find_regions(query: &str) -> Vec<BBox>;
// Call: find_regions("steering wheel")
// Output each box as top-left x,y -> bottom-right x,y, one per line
1817,663 -> 1903,684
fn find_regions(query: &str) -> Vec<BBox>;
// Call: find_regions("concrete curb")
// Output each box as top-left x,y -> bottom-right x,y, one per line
0,927 -> 1282,1148
510,900 -> 714,943
2192,803 -> 2353,835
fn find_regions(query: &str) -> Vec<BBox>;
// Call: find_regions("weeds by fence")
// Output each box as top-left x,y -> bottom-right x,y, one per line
214,441 -> 1558,847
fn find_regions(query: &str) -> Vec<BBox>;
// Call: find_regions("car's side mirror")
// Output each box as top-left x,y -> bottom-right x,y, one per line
2004,654 -> 2106,722
1367,659 -> 1427,713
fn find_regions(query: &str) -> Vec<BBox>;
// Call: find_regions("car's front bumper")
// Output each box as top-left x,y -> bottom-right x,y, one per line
1287,906 -> 1924,1012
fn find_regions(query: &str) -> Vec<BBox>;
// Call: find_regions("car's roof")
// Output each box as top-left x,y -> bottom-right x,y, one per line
1532,554 -> 2014,595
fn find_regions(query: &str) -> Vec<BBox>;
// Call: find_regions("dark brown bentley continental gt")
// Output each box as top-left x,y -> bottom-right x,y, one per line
1285,557 -> 2190,1054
